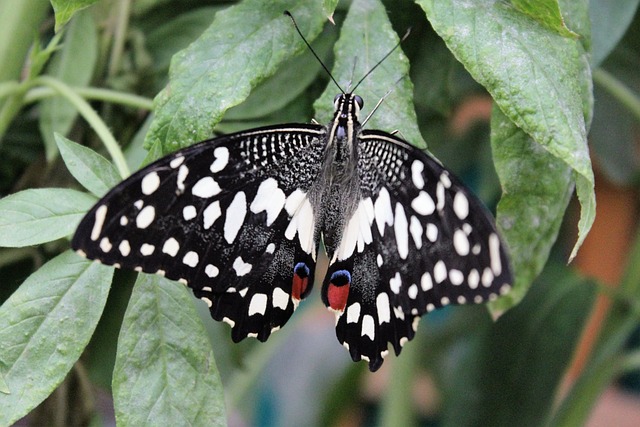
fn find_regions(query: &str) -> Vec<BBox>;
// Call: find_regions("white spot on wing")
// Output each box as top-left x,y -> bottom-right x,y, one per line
141,172 -> 160,195
468,269 -> 480,289
170,156 -> 184,168
266,243 -> 276,254
202,201 -> 221,230
374,187 -> 394,236
136,205 -> 155,229
449,269 -> 464,285
272,287 -> 289,310
389,272 -> 402,294
453,192 -> 469,220
421,272 -> 432,291
91,205 -> 108,241
232,256 -> 252,276
482,267 -> 494,287
118,240 -> 131,256
224,192 -> 247,243
183,205 -> 197,221
182,251 -> 199,267
376,293 -> 391,324
408,284 -> 418,299
411,191 -> 435,216
411,160 -> 425,189
284,189 -> 306,216
436,182 -> 445,211
192,176 -> 221,198
99,237 -> 112,252
176,165 -> 188,192
377,254 -> 383,267
162,237 -> 180,257
205,264 -> 219,278
140,243 -> 155,256
250,178 -> 285,226
361,314 -> 375,340
453,229 -> 470,256
426,223 -> 438,242
489,233 -> 502,275
409,216 -> 423,250
248,293 -> 267,316
284,195 -> 315,256
394,203 -> 409,259
434,261 -> 447,283
210,147 -> 229,173
347,302 -> 361,323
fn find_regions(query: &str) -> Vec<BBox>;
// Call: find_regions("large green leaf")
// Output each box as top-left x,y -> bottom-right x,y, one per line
112,274 -> 226,426
56,133 -> 121,197
0,251 -> 112,425
0,188 -> 96,247
314,0 -> 423,148
489,106 -> 574,308
417,0 -> 595,294
39,10 -> 98,160
145,0 -> 334,154
442,264 -> 596,426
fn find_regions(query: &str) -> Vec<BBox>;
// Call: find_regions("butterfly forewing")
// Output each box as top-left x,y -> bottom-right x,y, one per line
72,125 -> 326,341
321,130 -> 512,371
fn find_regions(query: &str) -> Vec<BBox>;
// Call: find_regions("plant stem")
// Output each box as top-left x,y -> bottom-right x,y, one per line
34,76 -> 130,178
23,85 -> 154,111
593,68 -> 640,123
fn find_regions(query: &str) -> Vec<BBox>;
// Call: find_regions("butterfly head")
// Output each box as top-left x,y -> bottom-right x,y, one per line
330,93 -> 363,144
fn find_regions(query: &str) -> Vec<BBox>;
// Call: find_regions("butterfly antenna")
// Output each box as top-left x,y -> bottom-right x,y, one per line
351,28 -> 411,94
285,11 -> 345,94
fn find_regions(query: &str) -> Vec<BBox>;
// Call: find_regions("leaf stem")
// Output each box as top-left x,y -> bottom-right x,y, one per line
33,76 -> 129,178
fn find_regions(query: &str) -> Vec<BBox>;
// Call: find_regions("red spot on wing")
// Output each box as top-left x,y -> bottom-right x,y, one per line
292,274 -> 308,300
327,282 -> 350,312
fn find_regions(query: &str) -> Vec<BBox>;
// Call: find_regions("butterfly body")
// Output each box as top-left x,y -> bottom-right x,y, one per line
73,92 -> 512,371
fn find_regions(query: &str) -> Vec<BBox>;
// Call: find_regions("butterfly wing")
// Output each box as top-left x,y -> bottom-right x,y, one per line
72,125 -> 326,342
321,130 -> 513,371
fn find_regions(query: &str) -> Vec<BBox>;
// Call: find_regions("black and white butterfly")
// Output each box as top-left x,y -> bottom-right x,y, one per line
72,91 -> 512,371
72,20 -> 512,372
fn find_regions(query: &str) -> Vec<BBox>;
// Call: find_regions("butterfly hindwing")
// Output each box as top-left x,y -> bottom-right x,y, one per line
322,130 -> 513,371
72,125 -> 326,341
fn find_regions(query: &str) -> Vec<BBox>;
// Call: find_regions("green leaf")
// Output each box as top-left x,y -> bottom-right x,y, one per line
442,264 -> 596,426
55,133 -> 121,197
488,106 -> 574,309
145,0 -> 333,152
0,251 -> 112,425
417,0 -> 595,269
0,188 -> 96,247
510,0 -> 578,38
40,10 -> 98,160
113,274 -> 226,426
315,0 -> 424,148
50,0 -> 99,32
589,0 -> 640,66
224,30 -> 333,121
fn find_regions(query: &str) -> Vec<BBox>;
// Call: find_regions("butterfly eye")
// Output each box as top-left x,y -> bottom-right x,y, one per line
354,95 -> 364,109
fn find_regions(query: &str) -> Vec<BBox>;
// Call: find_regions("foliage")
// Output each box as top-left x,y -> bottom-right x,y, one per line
0,0 -> 639,425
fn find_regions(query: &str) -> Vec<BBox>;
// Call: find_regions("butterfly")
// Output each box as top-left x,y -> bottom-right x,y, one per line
72,15 -> 512,372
